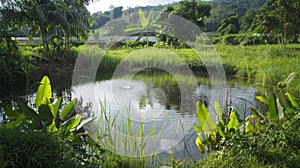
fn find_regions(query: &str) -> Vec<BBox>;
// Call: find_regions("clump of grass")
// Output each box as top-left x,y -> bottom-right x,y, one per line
93,99 -> 170,157
215,44 -> 300,95
0,127 -> 62,167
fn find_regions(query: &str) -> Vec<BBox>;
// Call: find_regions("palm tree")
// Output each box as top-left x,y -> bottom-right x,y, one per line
124,9 -> 157,46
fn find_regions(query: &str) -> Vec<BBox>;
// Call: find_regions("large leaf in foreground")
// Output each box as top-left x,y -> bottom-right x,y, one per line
268,94 -> 284,122
286,92 -> 300,110
5,107 -> 25,120
196,102 -> 217,132
60,99 -> 77,120
35,76 -> 52,108
228,111 -> 239,131
62,114 -> 82,133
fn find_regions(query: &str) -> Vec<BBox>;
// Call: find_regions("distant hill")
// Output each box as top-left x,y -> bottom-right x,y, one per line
205,0 -> 266,32
91,0 -> 266,32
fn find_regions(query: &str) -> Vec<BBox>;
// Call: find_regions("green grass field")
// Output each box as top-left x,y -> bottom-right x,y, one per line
77,44 -> 300,95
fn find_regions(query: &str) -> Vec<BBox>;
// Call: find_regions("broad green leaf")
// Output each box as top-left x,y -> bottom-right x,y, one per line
35,76 -> 52,108
196,102 -> 217,132
255,116 -> 262,130
41,97 -> 54,115
194,125 -> 201,133
211,130 -> 217,142
284,72 -> 296,84
5,107 -> 25,120
47,121 -> 58,133
53,96 -> 62,120
217,127 -> 226,139
63,114 -> 82,133
268,94 -> 281,122
214,101 -> 224,126
76,117 -> 96,130
286,92 -> 300,109
147,10 -> 154,24
228,111 -> 239,131
5,120 -> 23,129
60,99 -> 76,120
196,137 -> 204,153
256,96 -> 268,105
18,101 -> 38,119
245,123 -> 255,136
276,96 -> 284,119
38,104 -> 54,123
139,9 -> 148,28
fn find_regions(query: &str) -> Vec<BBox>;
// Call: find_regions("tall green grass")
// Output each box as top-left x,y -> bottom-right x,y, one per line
84,98 -> 175,167
78,44 -> 300,95
215,44 -> 300,94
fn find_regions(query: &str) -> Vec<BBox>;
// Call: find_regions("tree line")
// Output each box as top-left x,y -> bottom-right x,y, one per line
91,0 -> 300,44
209,0 -> 300,44
1,0 -> 299,49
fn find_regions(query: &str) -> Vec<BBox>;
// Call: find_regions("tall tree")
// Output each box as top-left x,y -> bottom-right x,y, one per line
217,16 -> 240,35
205,0 -> 266,32
252,0 -> 300,44
164,0 -> 211,30
0,0 -> 26,48
0,0 -> 92,50
240,9 -> 258,33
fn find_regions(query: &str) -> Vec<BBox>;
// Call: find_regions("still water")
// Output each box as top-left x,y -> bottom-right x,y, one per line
71,70 -> 257,159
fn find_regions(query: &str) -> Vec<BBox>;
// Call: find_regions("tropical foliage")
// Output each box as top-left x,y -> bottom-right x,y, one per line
195,92 -> 300,167
163,0 -> 211,30
0,76 -> 102,167
251,0 -> 300,44
194,72 -> 300,167
0,0 -> 92,50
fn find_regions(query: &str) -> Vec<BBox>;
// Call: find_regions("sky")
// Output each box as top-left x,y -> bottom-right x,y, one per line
87,0 -> 181,14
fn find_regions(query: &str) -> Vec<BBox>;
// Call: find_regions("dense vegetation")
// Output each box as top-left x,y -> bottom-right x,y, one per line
1,0 -> 300,167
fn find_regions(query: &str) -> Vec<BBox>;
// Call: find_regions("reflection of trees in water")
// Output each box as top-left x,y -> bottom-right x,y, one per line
133,70 -> 195,114
76,97 -> 94,120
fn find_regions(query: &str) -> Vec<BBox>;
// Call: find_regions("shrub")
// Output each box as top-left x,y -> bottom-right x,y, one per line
0,43 -> 32,85
0,127 -> 62,167
195,91 -> 300,167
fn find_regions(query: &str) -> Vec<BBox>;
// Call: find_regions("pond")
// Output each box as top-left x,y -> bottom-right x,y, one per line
0,69 -> 257,159
72,70 -> 256,159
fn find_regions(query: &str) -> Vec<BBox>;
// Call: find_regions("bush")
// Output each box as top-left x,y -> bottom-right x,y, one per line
0,127 -> 62,167
33,46 -> 79,64
0,43 -> 32,85
196,92 -> 300,167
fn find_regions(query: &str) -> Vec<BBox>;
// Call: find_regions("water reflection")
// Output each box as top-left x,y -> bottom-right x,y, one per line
72,71 -> 256,158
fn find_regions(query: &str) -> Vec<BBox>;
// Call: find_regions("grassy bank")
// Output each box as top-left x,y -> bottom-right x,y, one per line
77,44 -> 300,95
3,43 -> 299,95
215,44 -> 300,93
